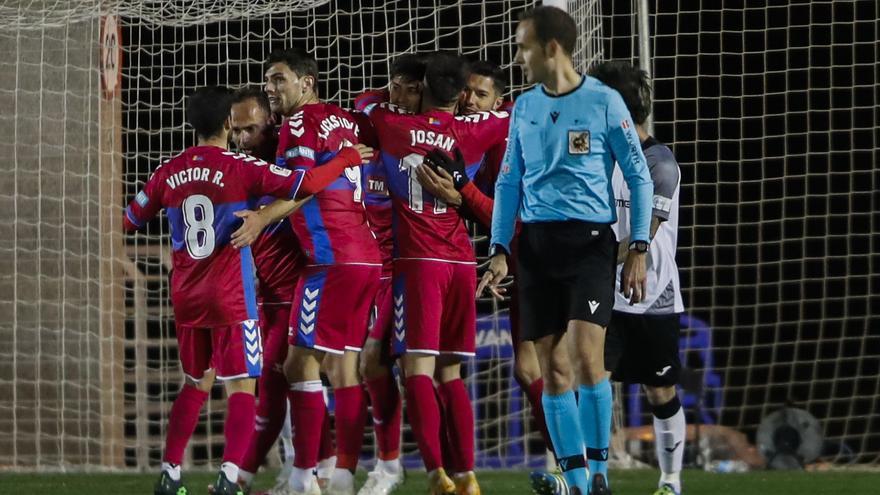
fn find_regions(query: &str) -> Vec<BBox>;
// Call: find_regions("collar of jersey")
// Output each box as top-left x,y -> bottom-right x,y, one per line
540,74 -> 586,98
422,109 -> 455,122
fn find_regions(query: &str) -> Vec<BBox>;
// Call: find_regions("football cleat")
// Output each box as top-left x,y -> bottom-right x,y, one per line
651,484 -> 679,495
589,473 -> 611,495
212,471 -> 246,495
427,468 -> 456,495
453,471 -> 480,495
356,468 -> 405,495
529,470 -> 569,495
154,470 -> 189,495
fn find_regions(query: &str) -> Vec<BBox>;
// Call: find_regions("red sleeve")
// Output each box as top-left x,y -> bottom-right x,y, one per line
460,181 -> 494,228
297,147 -> 363,197
351,110 -> 379,148
277,112 -> 319,172
354,89 -> 389,112
123,165 -> 165,231
276,112 -> 362,198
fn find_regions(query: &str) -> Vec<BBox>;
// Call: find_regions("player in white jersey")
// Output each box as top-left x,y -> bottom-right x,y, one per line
593,61 -> 687,495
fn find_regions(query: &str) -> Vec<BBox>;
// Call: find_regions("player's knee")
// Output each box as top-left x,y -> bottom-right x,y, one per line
360,341 -> 387,380
225,377 -> 256,395
643,384 -> 676,405
513,351 -> 542,387
188,369 -> 215,392
579,360 -> 609,386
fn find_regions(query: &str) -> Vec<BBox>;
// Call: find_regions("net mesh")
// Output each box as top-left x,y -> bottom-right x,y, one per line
0,0 -> 603,470
1,0 -> 878,473
602,0 -> 879,464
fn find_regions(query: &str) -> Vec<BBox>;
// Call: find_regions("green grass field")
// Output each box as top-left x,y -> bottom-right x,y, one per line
3,469 -> 879,495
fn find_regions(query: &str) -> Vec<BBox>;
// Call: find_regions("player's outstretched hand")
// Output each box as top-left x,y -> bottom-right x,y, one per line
231,209 -> 268,248
477,254 -> 509,301
415,162 -> 462,207
620,250 -> 648,304
424,148 -> 468,190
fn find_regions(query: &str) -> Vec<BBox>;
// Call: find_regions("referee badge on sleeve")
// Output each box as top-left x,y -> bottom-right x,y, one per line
568,130 -> 591,155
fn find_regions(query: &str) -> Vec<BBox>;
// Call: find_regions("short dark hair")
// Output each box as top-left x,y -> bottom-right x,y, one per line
423,52 -> 467,106
519,6 -> 577,56
468,59 -> 506,95
265,47 -> 319,83
231,86 -> 271,117
588,60 -> 653,125
186,86 -> 232,139
390,53 -> 427,83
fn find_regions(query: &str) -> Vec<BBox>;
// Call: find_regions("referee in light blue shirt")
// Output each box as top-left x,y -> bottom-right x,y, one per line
477,6 -> 653,495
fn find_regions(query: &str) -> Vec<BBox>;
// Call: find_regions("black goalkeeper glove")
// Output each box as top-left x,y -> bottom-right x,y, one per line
425,147 -> 469,190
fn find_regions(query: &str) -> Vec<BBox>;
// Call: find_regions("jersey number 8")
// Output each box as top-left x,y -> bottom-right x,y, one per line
182,194 -> 215,259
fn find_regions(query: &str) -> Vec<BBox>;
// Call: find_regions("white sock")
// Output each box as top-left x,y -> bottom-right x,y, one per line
161,462 -> 181,481
220,462 -> 239,483
238,469 -> 254,487
331,468 -> 354,488
377,458 -> 401,475
317,455 -> 336,480
653,405 -> 686,493
290,466 -> 315,492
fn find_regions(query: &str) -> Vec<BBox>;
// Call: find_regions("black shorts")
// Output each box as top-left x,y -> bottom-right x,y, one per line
605,310 -> 682,387
516,221 -> 617,341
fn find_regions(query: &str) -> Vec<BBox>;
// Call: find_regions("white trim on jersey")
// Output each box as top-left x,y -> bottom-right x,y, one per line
394,257 -> 477,265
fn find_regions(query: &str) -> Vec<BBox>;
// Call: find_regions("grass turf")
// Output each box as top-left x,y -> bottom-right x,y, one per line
2,469 -> 878,494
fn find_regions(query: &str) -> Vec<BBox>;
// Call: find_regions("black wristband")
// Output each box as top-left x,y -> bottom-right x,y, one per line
488,244 -> 509,257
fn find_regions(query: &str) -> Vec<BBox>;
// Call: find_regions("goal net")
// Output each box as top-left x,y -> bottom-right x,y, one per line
0,0 -> 602,471
1,0 -> 877,473
601,0 -> 879,465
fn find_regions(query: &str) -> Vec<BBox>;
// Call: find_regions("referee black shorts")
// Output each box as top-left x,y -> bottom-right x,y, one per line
605,310 -> 682,387
516,221 -> 617,341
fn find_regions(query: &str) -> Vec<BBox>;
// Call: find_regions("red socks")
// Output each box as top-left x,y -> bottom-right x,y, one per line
319,408 -> 335,461
163,384 -> 209,465
223,392 -> 256,465
289,383 -> 327,469
241,370 -> 289,472
437,379 -> 475,472
365,374 -> 402,460
526,378 -> 555,457
438,391 -> 459,473
404,375 -> 443,471
334,385 -> 368,471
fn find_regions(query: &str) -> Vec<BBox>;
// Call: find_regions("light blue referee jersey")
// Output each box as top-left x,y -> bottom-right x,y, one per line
491,75 -> 653,253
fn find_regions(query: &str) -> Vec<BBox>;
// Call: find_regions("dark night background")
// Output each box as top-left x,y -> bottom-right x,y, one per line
120,0 -> 879,466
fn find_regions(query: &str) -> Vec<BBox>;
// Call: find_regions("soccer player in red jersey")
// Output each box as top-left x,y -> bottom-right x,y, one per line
352,54 -> 427,495
124,86 -> 309,495
228,87 -> 305,494
422,59 -> 558,470
366,52 -> 509,495
354,53 -> 424,115
233,48 -> 380,495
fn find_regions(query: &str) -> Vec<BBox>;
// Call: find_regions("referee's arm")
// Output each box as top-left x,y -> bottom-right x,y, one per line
479,105 -> 524,298
606,92 -> 654,303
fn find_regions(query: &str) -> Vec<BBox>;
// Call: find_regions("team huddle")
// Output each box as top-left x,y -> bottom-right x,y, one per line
125,6 -> 685,495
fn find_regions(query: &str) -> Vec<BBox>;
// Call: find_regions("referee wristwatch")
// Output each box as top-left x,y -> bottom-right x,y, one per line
489,244 -> 509,257
628,240 -> 649,253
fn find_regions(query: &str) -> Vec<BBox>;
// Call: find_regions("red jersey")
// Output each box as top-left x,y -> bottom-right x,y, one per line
362,158 -> 393,276
247,133 -> 304,303
367,103 -> 509,262
277,103 -> 381,266
123,146 -> 304,327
